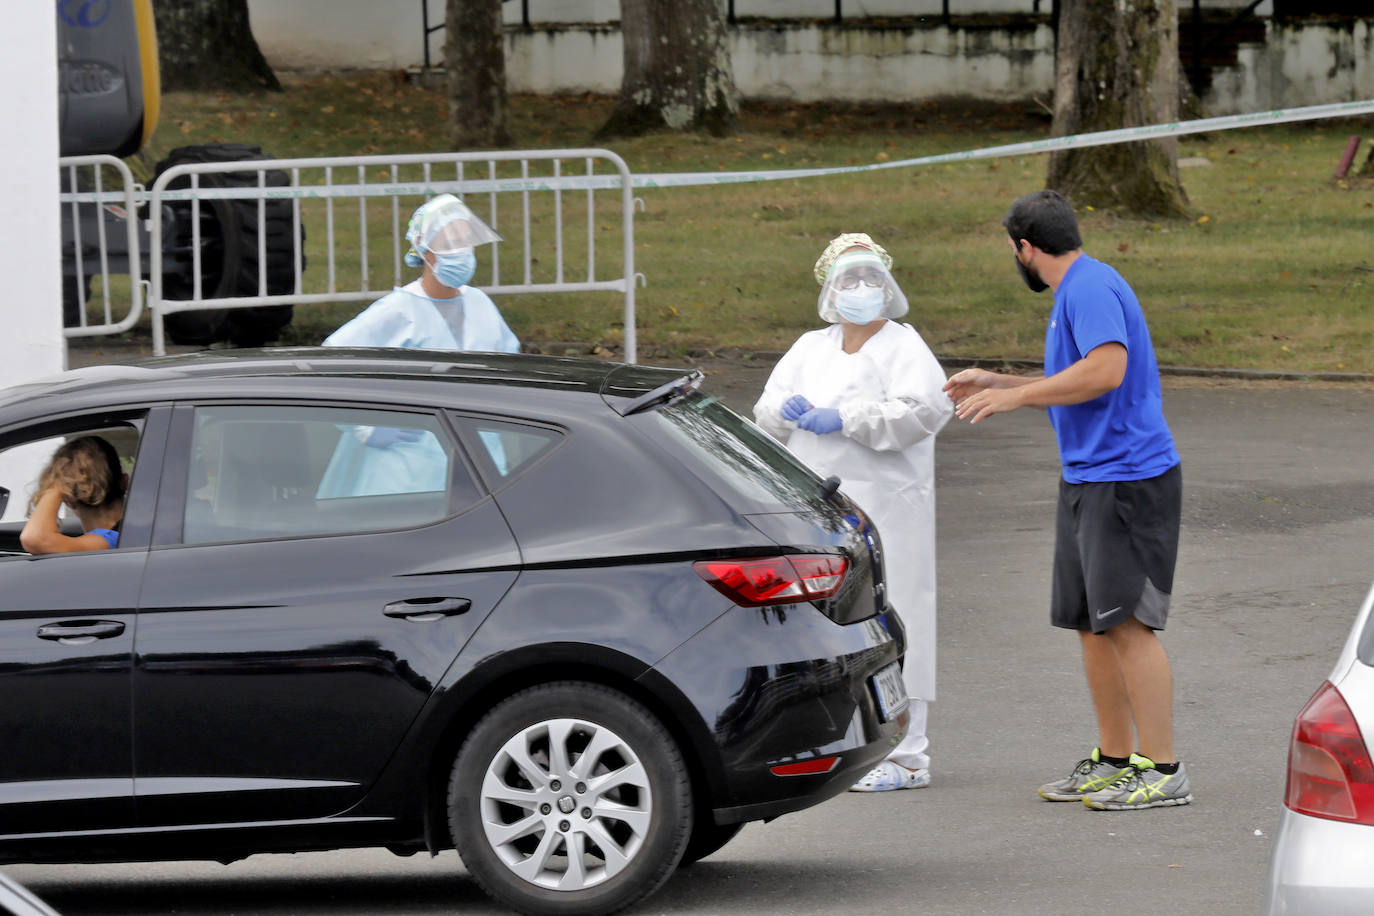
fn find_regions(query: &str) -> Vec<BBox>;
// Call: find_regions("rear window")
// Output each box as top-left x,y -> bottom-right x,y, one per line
1359,587 -> 1374,666
638,390 -> 831,514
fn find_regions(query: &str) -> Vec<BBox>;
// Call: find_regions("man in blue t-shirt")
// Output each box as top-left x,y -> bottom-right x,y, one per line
943,189 -> 1191,811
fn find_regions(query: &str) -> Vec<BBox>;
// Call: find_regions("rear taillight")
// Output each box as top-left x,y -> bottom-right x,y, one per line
770,756 -> 839,776
1284,680 -> 1374,825
693,554 -> 848,607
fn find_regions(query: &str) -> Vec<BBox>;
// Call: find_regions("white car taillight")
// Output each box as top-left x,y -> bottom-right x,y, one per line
1284,680 -> 1374,826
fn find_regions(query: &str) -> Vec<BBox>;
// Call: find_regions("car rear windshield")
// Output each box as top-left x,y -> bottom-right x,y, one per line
1359,586 -> 1374,666
638,390 -> 831,514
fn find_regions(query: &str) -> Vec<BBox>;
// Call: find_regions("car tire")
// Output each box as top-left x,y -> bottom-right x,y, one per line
678,820 -> 744,868
448,681 -> 692,915
153,143 -> 302,347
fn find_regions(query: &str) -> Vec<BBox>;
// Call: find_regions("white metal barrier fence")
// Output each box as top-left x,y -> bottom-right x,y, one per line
59,148 -> 642,362
147,148 -> 640,360
58,154 -> 146,339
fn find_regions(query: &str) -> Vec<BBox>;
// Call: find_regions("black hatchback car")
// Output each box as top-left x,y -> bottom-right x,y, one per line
0,349 -> 907,915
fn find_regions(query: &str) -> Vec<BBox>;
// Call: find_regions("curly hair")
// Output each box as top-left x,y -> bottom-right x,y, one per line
29,436 -> 125,512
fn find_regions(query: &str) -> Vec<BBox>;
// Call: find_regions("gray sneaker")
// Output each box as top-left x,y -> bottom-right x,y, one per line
1081,754 -> 1193,810
1038,748 -> 1133,801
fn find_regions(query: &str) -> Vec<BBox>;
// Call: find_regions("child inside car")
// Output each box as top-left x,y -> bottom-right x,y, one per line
21,435 -> 127,554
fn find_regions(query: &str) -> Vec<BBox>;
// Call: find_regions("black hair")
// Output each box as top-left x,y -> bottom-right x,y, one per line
1003,189 -> 1083,256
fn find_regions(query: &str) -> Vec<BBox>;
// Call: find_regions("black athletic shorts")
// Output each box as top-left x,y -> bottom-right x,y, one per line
1051,463 -> 1182,634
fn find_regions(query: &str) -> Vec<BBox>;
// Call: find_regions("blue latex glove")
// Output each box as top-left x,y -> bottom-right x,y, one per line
365,427 -> 424,449
781,395 -> 813,421
797,407 -> 843,435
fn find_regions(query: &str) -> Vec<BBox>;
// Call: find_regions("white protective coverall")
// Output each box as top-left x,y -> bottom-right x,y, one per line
753,319 -> 952,770
322,279 -> 519,353
319,281 -> 518,497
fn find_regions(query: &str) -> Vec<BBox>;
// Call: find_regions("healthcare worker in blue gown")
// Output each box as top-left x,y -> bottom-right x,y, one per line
753,233 -> 953,793
318,194 -> 519,497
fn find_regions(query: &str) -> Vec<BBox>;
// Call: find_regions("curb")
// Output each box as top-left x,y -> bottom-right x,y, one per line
669,348 -> 1374,383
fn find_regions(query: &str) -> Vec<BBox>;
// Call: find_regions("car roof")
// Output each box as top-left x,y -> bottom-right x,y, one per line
0,348 -> 695,416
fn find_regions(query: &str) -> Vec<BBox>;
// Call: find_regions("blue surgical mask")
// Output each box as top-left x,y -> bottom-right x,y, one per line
834,287 -> 886,324
432,249 -> 477,289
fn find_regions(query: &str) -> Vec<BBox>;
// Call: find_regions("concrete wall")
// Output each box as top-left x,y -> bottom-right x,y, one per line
247,2 -> 1369,113
1209,19 -> 1374,114
729,21 -> 1053,103
496,1 -> 1274,22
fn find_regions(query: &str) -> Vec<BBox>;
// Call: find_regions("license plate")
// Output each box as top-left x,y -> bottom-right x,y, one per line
871,662 -> 908,722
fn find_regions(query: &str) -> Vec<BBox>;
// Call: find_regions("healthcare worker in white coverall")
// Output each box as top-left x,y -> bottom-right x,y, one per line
318,194 -> 518,497
753,233 -> 953,792
323,193 -> 519,352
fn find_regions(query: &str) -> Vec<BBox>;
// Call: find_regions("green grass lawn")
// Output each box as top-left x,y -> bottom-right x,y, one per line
127,72 -> 1374,372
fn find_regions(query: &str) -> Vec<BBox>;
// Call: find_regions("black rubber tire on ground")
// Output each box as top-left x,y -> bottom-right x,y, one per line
62,275 -> 91,328
448,682 -> 693,916
154,143 -> 303,347
677,819 -> 744,868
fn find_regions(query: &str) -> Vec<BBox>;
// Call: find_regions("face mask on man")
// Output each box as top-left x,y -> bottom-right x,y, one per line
834,286 -> 886,324
432,249 -> 477,289
1014,242 -> 1049,293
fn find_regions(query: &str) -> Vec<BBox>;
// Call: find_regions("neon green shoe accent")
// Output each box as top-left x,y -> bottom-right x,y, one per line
1081,756 -> 1193,810
1037,748 -> 1133,801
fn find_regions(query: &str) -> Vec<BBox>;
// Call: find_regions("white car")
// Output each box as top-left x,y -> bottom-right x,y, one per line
1264,581 -> 1374,914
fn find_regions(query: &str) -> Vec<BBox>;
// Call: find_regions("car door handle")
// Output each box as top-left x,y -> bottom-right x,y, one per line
383,597 -> 472,622
36,620 -> 127,646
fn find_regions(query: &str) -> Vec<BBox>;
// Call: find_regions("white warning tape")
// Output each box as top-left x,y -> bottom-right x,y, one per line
627,97 -> 1374,190
63,98 -> 1374,203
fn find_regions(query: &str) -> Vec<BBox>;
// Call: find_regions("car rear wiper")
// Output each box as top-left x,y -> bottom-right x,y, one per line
615,370 -> 705,416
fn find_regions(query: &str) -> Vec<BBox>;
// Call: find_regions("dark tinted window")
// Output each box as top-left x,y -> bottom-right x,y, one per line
184,405 -> 473,543
454,416 -> 562,482
638,391 -> 830,514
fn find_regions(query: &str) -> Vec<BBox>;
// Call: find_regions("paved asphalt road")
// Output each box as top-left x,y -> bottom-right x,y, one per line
9,350 -> 1374,915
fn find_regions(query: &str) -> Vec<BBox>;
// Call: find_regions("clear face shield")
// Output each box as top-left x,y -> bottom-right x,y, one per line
817,250 -> 909,324
404,195 -> 503,267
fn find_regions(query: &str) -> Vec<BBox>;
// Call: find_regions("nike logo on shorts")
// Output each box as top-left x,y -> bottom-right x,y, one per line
1095,606 -> 1123,619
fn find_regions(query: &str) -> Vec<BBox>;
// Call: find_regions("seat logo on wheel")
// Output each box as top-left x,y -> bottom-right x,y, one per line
557,795 -> 576,814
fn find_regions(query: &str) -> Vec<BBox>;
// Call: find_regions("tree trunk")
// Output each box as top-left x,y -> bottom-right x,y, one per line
597,0 -> 738,139
446,0 -> 510,149
152,0 -> 280,92
1046,0 -> 1189,219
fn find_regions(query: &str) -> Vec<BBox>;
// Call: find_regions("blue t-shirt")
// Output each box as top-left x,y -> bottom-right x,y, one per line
87,527 -> 119,548
1044,255 -> 1179,483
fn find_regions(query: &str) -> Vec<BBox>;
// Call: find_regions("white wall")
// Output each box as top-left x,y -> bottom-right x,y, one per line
731,22 -> 1052,103
1209,19 -> 1374,114
0,4 -> 64,388
248,2 -> 1366,113
250,0 -> 431,69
